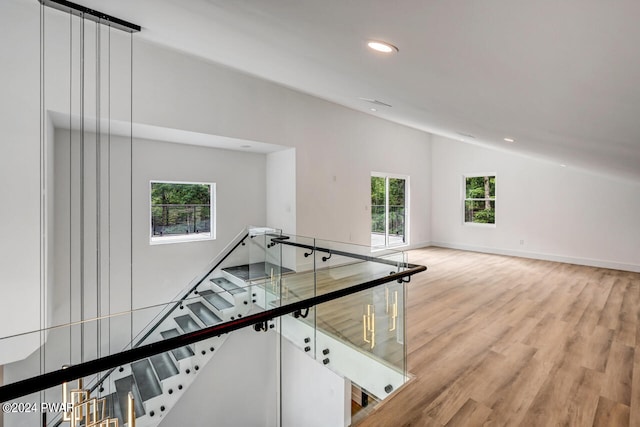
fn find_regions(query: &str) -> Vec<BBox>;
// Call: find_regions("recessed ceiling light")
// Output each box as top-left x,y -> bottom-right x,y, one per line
367,40 -> 398,53
370,108 -> 377,112
240,145 -> 251,148
560,164 -> 567,168
504,137 -> 515,143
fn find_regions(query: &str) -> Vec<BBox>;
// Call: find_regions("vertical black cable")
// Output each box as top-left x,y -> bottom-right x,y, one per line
39,1 -> 45,385
69,10 -> 73,365
96,19 -> 101,365
107,22 -> 112,375
80,13 -> 85,364
130,32 -> 134,347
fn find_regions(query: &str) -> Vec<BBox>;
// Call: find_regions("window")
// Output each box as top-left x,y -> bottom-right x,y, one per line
150,181 -> 216,244
464,175 -> 496,224
371,173 -> 409,248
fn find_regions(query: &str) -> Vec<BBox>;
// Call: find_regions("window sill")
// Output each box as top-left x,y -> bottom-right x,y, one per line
463,222 -> 496,228
150,233 -> 214,245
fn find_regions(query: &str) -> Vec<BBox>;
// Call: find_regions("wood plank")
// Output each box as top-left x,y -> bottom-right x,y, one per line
593,396 -> 630,427
601,340 -> 634,406
444,398 -> 492,427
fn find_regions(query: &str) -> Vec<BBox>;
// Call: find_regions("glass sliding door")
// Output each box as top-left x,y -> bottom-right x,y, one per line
371,176 -> 387,248
371,173 -> 408,248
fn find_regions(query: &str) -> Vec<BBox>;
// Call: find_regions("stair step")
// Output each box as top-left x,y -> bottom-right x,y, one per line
160,329 -> 195,360
150,352 -> 180,381
187,302 -> 223,326
210,277 -> 247,295
175,315 -> 200,333
104,392 -> 121,424
131,359 -> 163,401
199,289 -> 234,310
114,375 -> 146,421
222,262 -> 294,281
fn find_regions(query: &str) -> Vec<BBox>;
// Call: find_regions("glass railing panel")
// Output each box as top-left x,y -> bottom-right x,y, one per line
249,233 -> 317,309
247,226 -> 270,284
313,281 -> 407,401
3,328 -> 280,427
278,305 -> 317,368
312,238 -> 406,298
0,303 -> 151,387
244,226 -> 282,314
278,235 -> 317,303
0,284 -> 259,387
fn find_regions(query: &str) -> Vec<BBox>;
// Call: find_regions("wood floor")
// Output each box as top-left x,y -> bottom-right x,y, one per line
356,247 -> 640,427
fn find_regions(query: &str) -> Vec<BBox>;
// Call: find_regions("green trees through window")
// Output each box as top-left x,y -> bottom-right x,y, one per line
371,174 -> 408,248
151,181 -> 214,241
464,175 -> 496,224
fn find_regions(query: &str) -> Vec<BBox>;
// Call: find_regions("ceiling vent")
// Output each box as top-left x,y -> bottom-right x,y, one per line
456,132 -> 476,139
359,98 -> 392,108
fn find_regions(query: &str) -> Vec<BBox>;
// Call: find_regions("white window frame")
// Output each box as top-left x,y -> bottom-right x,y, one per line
462,173 -> 496,227
371,172 -> 410,249
150,180 -> 216,245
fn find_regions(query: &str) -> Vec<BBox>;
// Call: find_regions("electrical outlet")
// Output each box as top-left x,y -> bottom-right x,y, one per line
520,239 -> 525,245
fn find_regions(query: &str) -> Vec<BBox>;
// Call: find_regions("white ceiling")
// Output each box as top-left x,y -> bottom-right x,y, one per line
75,0 -> 640,181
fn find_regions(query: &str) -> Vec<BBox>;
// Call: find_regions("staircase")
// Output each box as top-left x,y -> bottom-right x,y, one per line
97,264 -> 257,426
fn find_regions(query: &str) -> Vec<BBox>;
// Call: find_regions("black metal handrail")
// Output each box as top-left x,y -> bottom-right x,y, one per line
270,236 -> 407,268
0,263 -> 425,402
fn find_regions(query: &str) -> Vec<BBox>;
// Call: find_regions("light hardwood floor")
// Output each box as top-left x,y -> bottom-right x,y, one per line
356,247 -> 640,427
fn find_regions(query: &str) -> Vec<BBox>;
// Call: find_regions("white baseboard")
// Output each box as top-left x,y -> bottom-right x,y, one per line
405,241 -> 432,251
424,241 -> 640,273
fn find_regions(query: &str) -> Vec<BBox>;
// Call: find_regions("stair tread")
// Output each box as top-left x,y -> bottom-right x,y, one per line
222,262 -> 294,281
199,289 -> 234,310
187,301 -> 222,326
104,392 -> 121,424
150,352 -> 179,381
161,328 -> 195,360
131,359 -> 163,401
174,315 -> 200,333
114,375 -> 146,420
210,277 -> 247,294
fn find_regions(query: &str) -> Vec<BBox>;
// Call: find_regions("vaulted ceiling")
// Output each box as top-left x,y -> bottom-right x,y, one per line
76,0 -> 640,181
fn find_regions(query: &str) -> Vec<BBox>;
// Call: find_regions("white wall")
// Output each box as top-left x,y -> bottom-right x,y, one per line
159,327 -> 278,427
266,148 -> 296,235
52,130 -> 267,351
0,0 -> 41,360
281,338 -> 350,427
160,327 -> 352,427
431,136 -> 640,272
